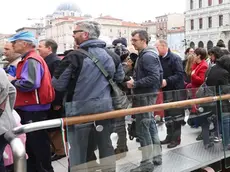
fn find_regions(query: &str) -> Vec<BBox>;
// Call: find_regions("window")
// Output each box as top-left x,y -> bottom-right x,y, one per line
190,0 -> 194,9
199,18 -> 203,29
219,15 -> 223,26
191,19 -> 194,30
208,0 -> 212,6
208,17 -> 212,28
219,0 -> 223,4
199,0 -> 202,8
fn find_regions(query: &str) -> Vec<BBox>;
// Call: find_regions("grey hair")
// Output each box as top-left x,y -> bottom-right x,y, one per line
75,20 -> 101,39
157,39 -> 168,47
24,40 -> 37,48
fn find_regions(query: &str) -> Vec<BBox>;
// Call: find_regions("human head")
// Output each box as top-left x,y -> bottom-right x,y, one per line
3,42 -> 20,63
112,37 -> 127,47
72,20 -> 101,45
131,30 -> 149,51
194,48 -> 207,63
114,44 -> 130,62
185,47 -> 194,55
38,39 -> 58,58
155,39 -> 169,56
127,53 -> 138,69
208,46 -> 224,64
216,40 -> 226,48
8,31 -> 37,54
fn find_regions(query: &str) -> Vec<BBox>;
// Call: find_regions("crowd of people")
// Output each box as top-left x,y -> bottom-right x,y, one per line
0,19 -> 229,172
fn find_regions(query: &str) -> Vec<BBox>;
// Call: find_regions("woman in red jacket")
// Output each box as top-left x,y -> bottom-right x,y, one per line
187,48 -> 208,128
191,48 -> 208,88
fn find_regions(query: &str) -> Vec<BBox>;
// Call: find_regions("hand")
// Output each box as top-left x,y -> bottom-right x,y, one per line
162,79 -> 167,88
7,74 -> 16,82
126,77 -> 134,89
53,105 -> 62,111
191,70 -> 195,75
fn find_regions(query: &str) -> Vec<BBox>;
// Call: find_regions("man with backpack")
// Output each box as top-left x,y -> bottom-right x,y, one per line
52,20 -> 124,172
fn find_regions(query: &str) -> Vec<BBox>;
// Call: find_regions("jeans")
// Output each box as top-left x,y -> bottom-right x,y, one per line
134,95 -> 162,164
68,120 -> 115,172
222,114 -> 230,148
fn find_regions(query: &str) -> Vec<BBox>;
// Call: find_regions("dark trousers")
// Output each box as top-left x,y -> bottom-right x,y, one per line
16,110 -> 54,172
165,120 -> 182,142
0,135 -> 7,172
113,117 -> 127,149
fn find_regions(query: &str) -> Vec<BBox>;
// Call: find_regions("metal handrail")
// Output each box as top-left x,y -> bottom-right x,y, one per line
10,93 -> 230,172
4,131 -> 27,172
13,119 -> 62,135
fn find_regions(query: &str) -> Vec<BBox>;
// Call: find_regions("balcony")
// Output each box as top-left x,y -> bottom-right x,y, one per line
220,25 -> 230,33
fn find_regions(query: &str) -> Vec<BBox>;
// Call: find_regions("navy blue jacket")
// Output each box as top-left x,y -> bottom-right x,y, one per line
133,47 -> 163,94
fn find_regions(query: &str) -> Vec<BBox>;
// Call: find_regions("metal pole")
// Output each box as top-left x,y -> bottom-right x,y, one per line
4,131 -> 27,172
13,119 -> 62,135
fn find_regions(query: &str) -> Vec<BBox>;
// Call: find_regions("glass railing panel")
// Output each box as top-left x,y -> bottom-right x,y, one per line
219,85 -> 230,169
63,87 -> 222,172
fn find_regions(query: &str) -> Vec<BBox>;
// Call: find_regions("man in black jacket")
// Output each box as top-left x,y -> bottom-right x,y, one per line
155,39 -> 185,149
127,30 -> 163,172
38,39 -> 65,161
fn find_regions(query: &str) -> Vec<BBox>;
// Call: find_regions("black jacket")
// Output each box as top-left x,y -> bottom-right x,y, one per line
160,49 -> 184,91
45,53 -> 64,107
160,50 -> 185,119
206,56 -> 230,114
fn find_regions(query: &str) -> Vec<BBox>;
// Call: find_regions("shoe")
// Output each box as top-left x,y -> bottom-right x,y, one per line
153,160 -> 162,166
114,146 -> 128,154
204,142 -> 214,149
196,133 -> 203,141
114,147 -> 128,160
153,156 -> 162,166
130,162 -> 154,172
167,141 -> 180,149
51,154 -> 66,161
160,137 -> 171,145
214,136 -> 222,143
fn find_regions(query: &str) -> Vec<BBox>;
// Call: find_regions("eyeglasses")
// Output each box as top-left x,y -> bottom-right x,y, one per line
73,30 -> 84,34
131,39 -> 142,43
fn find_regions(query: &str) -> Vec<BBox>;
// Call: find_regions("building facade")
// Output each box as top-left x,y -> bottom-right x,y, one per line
45,15 -> 146,52
185,0 -> 230,50
167,28 -> 185,58
155,13 -> 184,40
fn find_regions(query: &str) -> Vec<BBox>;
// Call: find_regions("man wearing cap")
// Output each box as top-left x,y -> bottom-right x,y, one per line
8,31 -> 55,172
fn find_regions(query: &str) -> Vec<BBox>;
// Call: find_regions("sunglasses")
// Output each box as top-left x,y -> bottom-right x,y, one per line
73,30 -> 84,34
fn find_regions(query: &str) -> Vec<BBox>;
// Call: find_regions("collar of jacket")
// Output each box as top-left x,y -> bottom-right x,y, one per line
162,48 -> 172,59
44,53 -> 58,64
80,39 -> 106,49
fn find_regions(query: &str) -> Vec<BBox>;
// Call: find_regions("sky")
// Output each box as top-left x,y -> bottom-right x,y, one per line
0,0 -> 185,34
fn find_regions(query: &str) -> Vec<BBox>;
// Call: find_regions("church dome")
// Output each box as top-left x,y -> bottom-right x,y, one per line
56,2 -> 81,13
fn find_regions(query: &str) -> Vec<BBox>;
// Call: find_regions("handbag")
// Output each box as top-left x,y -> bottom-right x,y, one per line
77,49 -> 130,110
196,65 -> 215,98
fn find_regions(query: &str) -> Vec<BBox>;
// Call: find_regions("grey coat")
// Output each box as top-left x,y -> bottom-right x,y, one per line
0,68 -> 17,136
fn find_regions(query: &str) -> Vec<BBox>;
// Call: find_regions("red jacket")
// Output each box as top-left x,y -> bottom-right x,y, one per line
15,50 -> 55,107
191,60 -> 208,88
